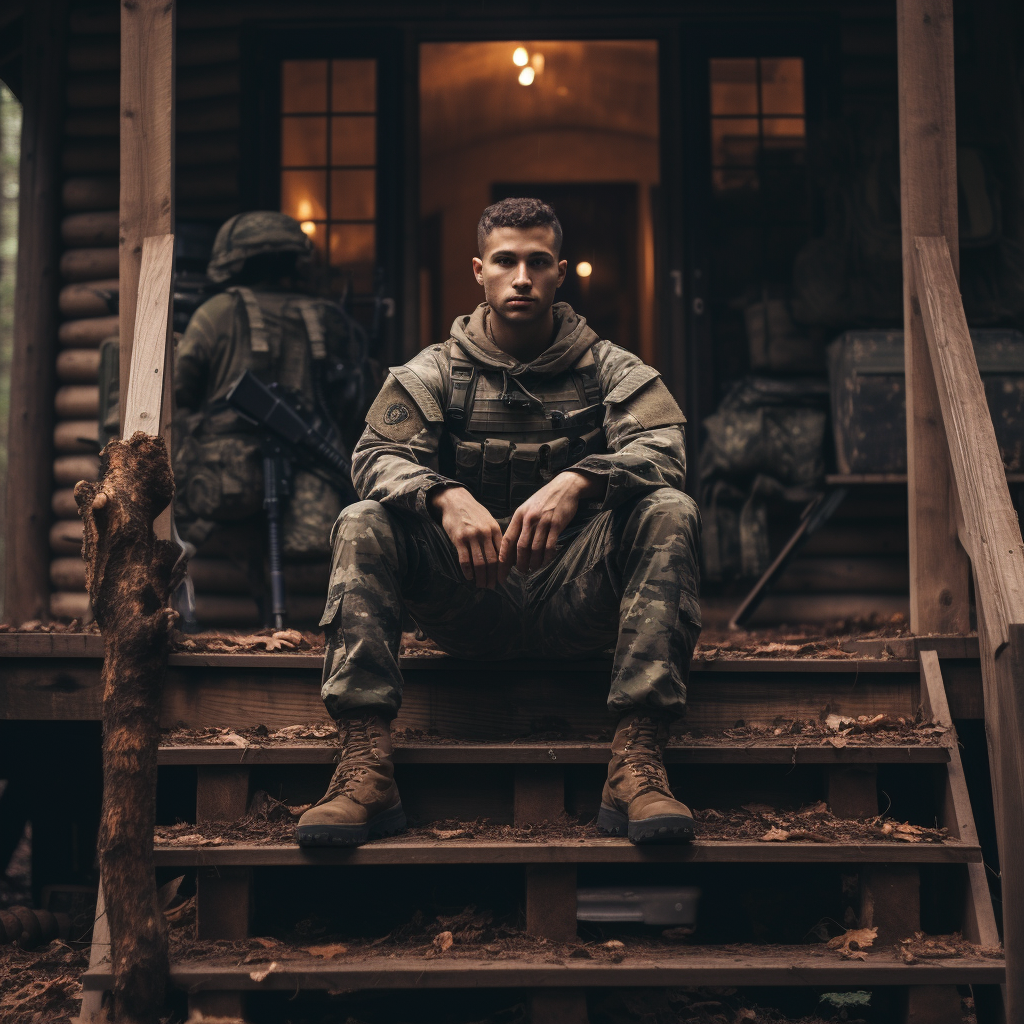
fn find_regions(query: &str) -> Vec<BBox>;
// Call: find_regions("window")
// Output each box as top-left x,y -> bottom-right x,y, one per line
280,59 -> 377,291
710,58 -> 805,193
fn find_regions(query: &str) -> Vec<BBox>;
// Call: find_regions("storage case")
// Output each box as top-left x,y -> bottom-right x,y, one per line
827,329 -> 1024,473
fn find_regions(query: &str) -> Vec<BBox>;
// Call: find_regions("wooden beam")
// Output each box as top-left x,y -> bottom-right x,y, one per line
119,0 -> 174,442
896,0 -> 970,633
3,0 -> 69,623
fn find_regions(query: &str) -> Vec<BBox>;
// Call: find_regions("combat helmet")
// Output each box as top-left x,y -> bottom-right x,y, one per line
207,211 -> 314,284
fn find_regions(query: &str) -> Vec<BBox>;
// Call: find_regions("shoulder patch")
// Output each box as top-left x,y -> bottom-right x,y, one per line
618,377 -> 686,430
366,376 -> 428,442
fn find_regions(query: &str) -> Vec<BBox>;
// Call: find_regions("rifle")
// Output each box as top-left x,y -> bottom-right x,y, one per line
226,370 -> 357,629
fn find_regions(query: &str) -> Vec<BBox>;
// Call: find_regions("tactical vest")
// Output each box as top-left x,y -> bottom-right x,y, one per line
439,348 -> 606,518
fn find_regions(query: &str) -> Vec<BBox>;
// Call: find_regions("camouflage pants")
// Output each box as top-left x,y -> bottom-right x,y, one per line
319,488 -> 702,720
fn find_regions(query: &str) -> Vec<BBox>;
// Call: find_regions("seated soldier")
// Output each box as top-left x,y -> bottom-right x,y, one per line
297,198 -> 702,848
173,211 -> 368,603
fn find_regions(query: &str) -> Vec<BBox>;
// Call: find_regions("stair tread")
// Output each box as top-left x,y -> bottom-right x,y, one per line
81,941 -> 1005,989
158,740 -> 950,765
152,836 -> 980,865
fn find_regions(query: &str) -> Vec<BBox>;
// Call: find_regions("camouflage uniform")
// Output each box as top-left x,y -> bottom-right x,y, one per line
173,212 -> 366,557
320,302 -> 702,721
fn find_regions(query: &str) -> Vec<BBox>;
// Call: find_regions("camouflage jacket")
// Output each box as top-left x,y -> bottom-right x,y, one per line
355,302 -> 687,521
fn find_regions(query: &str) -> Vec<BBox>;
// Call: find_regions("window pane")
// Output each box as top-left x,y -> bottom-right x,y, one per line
711,118 -> 760,167
331,168 -> 376,220
281,116 -> 327,167
761,58 -> 805,115
281,169 -> 327,221
713,168 -> 758,192
710,59 -> 758,116
330,223 -> 376,266
332,59 -> 376,112
762,117 -> 806,148
282,60 -> 328,113
331,115 -> 376,166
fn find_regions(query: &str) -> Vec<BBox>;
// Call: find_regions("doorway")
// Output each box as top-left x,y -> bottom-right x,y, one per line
419,40 -> 660,364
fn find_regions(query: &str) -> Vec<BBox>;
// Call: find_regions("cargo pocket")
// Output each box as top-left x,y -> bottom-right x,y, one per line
319,585 -> 342,628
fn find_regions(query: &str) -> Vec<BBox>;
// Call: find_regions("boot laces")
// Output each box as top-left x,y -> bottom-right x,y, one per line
321,715 -> 382,802
622,717 -> 671,796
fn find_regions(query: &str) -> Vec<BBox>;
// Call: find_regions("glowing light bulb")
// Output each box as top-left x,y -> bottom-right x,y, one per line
297,198 -> 313,220
513,47 -> 529,67
518,66 -> 535,86
576,261 -> 593,278
530,53 -> 545,73
300,221 -> 316,237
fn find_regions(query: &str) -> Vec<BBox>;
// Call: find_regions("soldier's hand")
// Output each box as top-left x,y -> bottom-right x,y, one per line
430,485 -> 503,589
499,471 -> 603,582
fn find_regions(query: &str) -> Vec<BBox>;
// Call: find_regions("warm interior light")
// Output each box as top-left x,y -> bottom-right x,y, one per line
518,66 -> 535,86
300,221 -> 316,236
513,47 -> 529,67
576,261 -> 593,278
530,53 -> 545,73
297,198 -> 313,220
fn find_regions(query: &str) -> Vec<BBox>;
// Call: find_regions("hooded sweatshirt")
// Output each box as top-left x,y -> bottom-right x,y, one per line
352,302 -> 688,521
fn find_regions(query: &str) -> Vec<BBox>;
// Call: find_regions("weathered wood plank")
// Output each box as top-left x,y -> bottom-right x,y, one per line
82,949 -> 1007,990
156,743 -> 950,767
897,0 -> 970,633
122,233 -> 174,439
150,840 -> 982,868
4,0 -> 69,624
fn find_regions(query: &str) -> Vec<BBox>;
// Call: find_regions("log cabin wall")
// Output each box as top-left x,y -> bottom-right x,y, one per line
17,0 -> 1005,627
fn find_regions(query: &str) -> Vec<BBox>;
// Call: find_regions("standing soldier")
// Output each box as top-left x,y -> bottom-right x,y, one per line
298,198 -> 702,848
173,211 -> 369,605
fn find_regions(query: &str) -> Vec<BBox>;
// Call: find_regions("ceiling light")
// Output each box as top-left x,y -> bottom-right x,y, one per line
518,66 -> 535,86
576,261 -> 593,278
513,47 -> 529,67
297,199 -> 313,220
300,221 -> 316,236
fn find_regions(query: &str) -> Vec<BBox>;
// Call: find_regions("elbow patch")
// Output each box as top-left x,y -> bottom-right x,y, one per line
366,376 -> 429,443
614,377 -> 686,430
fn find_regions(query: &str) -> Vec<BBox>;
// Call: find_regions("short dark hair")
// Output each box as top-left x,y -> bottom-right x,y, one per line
477,197 -> 563,256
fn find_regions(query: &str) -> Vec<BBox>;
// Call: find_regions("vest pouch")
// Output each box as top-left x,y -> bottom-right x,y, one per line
177,432 -> 263,522
454,440 -> 483,491
568,427 -> 605,465
541,436 -> 570,481
481,439 -> 512,510
510,444 -> 543,508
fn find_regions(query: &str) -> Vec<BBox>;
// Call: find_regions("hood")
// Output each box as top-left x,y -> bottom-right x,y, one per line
449,302 -> 600,377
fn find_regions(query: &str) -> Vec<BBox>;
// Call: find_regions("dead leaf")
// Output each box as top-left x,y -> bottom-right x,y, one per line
304,943 -> 348,959
825,714 -> 855,732
741,803 -> 775,814
156,875 -> 184,911
164,895 -> 195,926
433,931 -> 454,953
829,736 -> 848,749
735,1010 -> 757,1022
760,827 -> 791,842
249,961 -> 278,982
431,829 -> 472,841
787,829 -> 831,843
253,937 -> 279,949
214,730 -> 248,747
603,940 -> 625,949
798,800 -> 829,816
828,926 -> 878,956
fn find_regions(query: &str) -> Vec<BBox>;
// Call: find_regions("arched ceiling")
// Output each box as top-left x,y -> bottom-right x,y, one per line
420,40 -> 659,162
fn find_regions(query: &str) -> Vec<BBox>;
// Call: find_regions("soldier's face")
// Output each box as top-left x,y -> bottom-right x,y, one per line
473,226 -> 567,323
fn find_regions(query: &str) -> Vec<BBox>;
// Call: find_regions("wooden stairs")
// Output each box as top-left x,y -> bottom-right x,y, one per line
19,637 -> 1000,1022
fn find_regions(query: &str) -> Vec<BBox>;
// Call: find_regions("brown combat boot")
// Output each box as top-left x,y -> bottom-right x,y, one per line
597,712 -> 696,844
296,712 -> 406,847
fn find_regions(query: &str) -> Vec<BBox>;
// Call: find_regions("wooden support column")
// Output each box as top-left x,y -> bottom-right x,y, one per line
193,767 -> 250,1021
896,0 -> 970,633
514,766 -> 565,826
119,0 -> 175,512
4,0 -> 69,623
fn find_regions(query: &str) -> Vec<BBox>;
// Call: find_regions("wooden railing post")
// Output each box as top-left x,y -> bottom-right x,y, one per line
120,0 -> 175,540
913,235 -> 1024,1021
896,0 -> 971,633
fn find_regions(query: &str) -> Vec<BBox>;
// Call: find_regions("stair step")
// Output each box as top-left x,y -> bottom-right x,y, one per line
158,741 -> 951,766
81,943 -> 1005,990
152,837 -> 980,866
